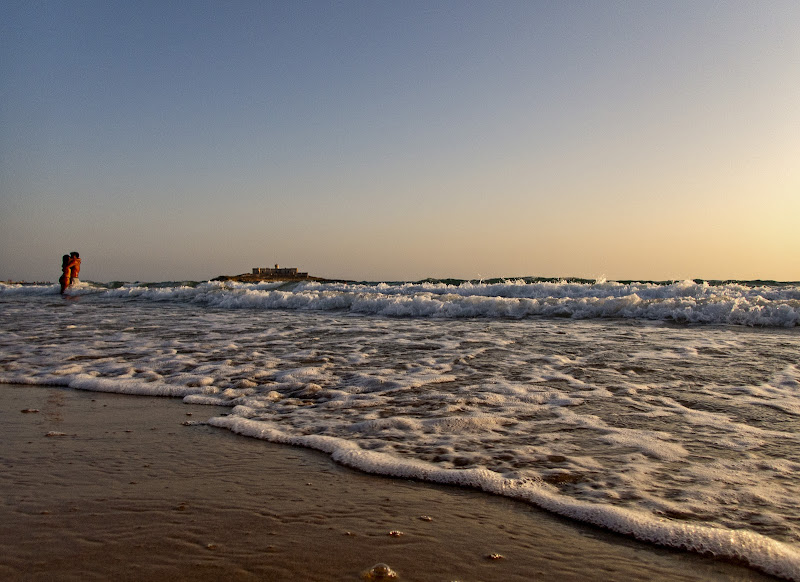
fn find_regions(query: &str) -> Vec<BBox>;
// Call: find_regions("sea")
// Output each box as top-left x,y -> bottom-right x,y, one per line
1,277 -> 799,580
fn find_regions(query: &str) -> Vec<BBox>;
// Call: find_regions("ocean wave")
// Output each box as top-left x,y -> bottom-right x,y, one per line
3,294 -> 800,580
1,279 -> 798,326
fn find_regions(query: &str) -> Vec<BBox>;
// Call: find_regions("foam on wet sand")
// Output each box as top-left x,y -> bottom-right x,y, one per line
0,383 -> 780,581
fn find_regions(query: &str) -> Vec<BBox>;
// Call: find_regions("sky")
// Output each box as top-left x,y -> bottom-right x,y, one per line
1,1 -> 799,283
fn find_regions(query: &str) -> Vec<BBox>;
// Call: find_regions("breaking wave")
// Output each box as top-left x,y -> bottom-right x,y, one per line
1,278 -> 798,327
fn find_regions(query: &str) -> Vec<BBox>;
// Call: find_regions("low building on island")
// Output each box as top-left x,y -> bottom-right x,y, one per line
252,265 -> 309,278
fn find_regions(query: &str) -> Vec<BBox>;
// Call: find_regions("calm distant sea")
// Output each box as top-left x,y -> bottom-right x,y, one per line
2,278 -> 799,580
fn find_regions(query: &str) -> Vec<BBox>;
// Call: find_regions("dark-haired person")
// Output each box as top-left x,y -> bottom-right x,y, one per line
59,254 -> 71,294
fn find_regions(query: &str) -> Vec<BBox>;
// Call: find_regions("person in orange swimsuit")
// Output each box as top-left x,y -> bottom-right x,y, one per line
59,254 -> 71,294
68,252 -> 81,283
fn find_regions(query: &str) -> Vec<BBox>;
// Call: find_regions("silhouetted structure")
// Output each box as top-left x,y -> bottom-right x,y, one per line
252,265 -> 309,278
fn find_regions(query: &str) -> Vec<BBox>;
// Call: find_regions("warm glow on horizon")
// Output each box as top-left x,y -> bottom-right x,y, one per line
1,2 -> 798,283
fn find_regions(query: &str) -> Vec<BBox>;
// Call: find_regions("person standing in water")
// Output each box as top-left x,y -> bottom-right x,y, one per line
68,252 -> 81,284
59,254 -> 71,294
59,252 -> 81,294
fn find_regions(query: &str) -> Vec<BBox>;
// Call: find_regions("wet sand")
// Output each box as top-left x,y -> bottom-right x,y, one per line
0,383 -> 778,581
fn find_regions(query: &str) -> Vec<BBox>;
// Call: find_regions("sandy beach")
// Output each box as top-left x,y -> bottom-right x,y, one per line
0,383 -> 779,581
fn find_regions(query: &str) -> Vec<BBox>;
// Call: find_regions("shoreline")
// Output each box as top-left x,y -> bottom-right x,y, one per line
0,383 -> 780,581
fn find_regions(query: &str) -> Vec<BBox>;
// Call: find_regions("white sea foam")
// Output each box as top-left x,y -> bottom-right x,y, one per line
2,290 -> 800,579
1,278 -> 798,326
211,414 -> 800,581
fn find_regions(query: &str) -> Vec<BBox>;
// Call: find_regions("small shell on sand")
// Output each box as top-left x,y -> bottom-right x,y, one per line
487,553 -> 505,560
362,563 -> 398,580
45,431 -> 67,437
388,530 -> 404,537
419,515 -> 433,521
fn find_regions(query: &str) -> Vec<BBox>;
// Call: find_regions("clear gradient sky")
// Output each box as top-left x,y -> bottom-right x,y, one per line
2,1 -> 799,283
